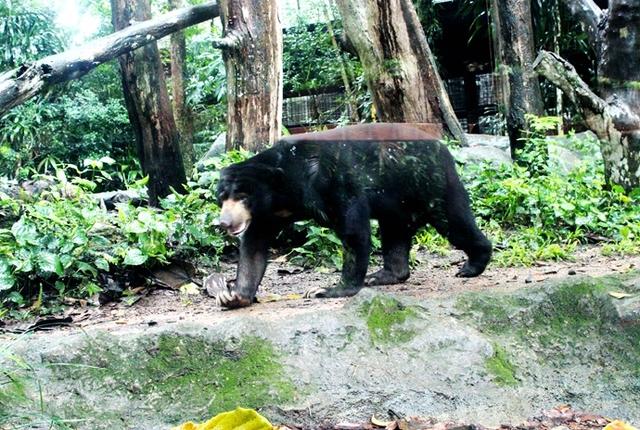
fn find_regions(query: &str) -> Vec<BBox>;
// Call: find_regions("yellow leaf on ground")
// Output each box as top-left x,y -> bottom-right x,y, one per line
172,407 -> 273,430
604,420 -> 638,430
180,282 -> 200,296
608,291 -> 633,299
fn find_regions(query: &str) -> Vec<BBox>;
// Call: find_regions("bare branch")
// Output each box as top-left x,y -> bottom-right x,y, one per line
0,1 -> 219,117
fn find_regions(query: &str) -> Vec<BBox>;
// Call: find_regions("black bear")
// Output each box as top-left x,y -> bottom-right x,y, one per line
214,123 -> 491,308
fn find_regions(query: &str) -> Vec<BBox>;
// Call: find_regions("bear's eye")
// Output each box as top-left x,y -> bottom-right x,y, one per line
234,193 -> 249,201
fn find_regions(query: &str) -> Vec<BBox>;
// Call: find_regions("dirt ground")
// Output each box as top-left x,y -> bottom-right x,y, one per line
11,244 -> 636,332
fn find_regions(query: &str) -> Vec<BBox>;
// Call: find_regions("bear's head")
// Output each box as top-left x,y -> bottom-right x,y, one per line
216,162 -> 285,236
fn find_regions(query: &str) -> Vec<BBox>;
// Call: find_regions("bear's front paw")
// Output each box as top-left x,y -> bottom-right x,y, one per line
215,290 -> 253,308
204,273 -> 253,309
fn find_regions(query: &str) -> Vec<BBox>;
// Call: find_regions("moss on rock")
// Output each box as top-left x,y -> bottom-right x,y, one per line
359,296 -> 418,344
457,274 -> 640,381
485,343 -> 518,386
48,334 -> 295,425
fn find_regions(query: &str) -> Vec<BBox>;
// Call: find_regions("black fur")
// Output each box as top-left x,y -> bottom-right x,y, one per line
216,138 -> 492,307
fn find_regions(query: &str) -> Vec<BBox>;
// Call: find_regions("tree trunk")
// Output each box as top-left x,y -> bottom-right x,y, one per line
495,0 -> 544,158
333,0 -> 467,145
213,0 -> 283,152
534,50 -> 640,190
112,0 -> 186,206
0,1 -> 218,117
598,0 -> 640,113
168,0 -> 196,172
559,0 -> 640,190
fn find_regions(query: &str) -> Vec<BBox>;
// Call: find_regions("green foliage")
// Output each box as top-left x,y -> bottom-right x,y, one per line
283,22 -> 356,94
0,89 -> 133,180
463,127 -> 640,265
0,0 -> 65,69
0,153 -> 248,315
288,221 -> 343,270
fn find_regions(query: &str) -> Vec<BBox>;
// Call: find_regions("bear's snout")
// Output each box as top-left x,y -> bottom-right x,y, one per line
219,199 -> 252,236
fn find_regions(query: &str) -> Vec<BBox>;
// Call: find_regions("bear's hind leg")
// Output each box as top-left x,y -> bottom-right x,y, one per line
365,221 -> 412,286
432,174 -> 492,277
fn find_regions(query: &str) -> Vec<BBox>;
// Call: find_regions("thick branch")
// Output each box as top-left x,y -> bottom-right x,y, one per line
535,50 -> 640,191
211,29 -> 244,49
533,50 -> 606,113
561,0 -> 604,45
0,1 -> 219,117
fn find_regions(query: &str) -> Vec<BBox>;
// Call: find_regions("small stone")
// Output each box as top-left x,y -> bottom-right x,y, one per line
568,269 -> 577,275
525,275 -> 533,284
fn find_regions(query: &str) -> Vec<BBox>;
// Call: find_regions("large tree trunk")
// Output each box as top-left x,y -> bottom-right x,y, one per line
0,2 -> 218,117
495,0 -> 544,158
333,0 -> 467,145
559,0 -> 640,190
598,0 -> 640,113
112,0 -> 186,206
534,51 -> 640,190
213,0 -> 283,152
168,0 -> 196,172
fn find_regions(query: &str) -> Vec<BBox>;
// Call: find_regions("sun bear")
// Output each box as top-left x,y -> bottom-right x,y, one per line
214,123 -> 492,308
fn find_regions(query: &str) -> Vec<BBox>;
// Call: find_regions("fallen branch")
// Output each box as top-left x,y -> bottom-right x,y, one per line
0,1 -> 219,116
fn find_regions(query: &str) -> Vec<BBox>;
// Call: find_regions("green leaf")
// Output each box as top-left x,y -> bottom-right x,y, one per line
38,252 -> 64,276
0,261 -> 15,291
11,218 -> 38,246
560,202 -> 575,211
94,257 -> 110,272
123,248 -> 148,266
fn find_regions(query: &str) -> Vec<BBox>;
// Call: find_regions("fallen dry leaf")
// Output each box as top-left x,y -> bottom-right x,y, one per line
371,415 -> 392,428
608,291 -> 633,299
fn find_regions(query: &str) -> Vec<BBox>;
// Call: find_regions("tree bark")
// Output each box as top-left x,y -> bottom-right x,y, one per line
168,0 -> 196,172
534,50 -> 640,190
495,0 -> 544,158
112,0 -> 186,206
598,0 -> 640,113
214,0 -> 283,152
559,0 -> 640,190
562,0 -> 603,45
333,0 -> 467,145
0,1 -> 219,117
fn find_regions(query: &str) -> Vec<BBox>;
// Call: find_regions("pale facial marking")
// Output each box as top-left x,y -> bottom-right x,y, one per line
220,199 -> 252,236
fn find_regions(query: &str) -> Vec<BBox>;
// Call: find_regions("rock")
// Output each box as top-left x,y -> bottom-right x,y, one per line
464,133 -> 511,151
6,275 -> 640,429
197,132 -> 227,169
613,296 -> 640,323
92,189 -> 144,209
546,131 -> 602,174
451,145 -> 512,167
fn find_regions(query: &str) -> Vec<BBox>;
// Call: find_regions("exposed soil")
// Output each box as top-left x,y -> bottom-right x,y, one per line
8,245 -> 637,332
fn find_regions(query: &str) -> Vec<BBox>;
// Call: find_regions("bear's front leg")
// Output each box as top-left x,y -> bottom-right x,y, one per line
305,199 -> 371,298
216,227 -> 269,309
